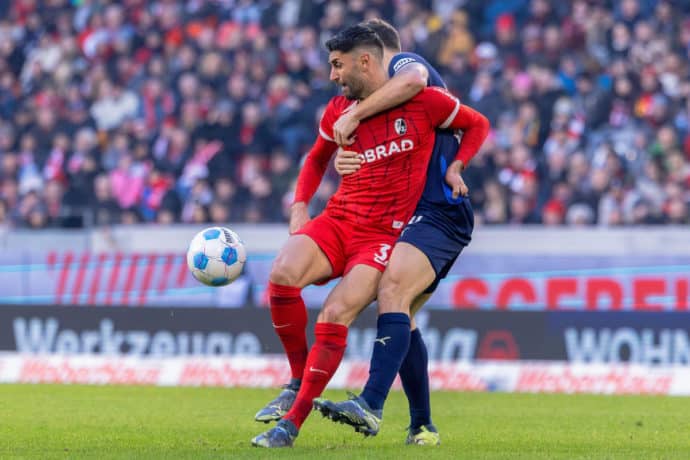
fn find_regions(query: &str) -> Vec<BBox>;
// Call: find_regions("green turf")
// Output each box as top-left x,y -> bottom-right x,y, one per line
1,385 -> 688,459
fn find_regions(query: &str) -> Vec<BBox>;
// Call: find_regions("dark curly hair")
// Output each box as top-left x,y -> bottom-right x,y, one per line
325,24 -> 384,60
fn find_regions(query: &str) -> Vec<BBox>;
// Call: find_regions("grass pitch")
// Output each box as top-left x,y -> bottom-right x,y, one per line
1,385 -> 689,459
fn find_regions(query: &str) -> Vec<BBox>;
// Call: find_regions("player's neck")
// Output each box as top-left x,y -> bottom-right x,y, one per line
382,49 -> 396,71
359,68 -> 388,100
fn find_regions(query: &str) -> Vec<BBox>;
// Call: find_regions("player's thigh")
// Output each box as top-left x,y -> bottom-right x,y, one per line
270,234 -> 333,287
318,264 -> 382,326
378,242 -> 435,312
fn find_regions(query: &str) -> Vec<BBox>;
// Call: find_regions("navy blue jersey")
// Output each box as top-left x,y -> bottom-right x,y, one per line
388,52 -> 463,206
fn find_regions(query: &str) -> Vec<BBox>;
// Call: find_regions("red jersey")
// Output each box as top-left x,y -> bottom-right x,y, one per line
294,87 -> 489,235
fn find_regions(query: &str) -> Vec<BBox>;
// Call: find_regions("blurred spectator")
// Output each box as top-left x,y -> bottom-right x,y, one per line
566,203 -> 595,226
438,11 -> 474,67
542,199 -> 565,226
90,80 -> 139,131
0,197 -> 7,227
91,173 -> 121,226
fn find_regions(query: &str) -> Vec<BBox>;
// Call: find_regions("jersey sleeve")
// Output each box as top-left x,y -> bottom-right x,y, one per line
293,135 -> 338,205
389,52 -> 422,77
294,98 -> 341,204
421,87 -> 462,127
318,98 -> 340,143
296,96 -> 365,204
421,87 -> 490,165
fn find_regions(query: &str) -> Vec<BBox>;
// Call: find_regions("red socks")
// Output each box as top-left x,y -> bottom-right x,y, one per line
268,283 -> 349,429
284,322 -> 348,428
268,282 -> 308,380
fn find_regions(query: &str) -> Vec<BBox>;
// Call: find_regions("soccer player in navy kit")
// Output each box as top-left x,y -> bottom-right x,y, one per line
313,19 -> 477,445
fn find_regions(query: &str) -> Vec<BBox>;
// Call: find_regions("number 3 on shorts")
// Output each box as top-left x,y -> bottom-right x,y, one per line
373,243 -> 392,266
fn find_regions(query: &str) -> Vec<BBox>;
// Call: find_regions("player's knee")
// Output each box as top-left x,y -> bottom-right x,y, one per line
269,254 -> 301,287
378,275 -> 413,314
318,302 -> 355,326
378,269 -> 407,297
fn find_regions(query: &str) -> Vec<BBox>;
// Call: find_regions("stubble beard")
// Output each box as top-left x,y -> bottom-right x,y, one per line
343,77 -> 364,100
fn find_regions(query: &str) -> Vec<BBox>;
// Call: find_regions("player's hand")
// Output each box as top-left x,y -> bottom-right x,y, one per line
333,110 -> 359,146
334,149 -> 362,176
289,202 -> 310,234
445,160 -> 469,199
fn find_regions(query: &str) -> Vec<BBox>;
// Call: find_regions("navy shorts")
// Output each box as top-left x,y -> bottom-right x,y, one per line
397,199 -> 474,294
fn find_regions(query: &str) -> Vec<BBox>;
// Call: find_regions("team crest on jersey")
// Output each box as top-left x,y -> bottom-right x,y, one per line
394,118 -> 407,135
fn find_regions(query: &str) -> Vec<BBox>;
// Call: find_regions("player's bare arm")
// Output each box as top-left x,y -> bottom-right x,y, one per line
332,62 -> 428,146
334,149 -> 362,175
288,202 -> 310,234
445,159 -> 469,199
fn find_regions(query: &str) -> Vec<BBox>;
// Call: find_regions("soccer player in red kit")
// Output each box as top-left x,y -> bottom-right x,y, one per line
316,19 -> 477,446
252,24 -> 489,448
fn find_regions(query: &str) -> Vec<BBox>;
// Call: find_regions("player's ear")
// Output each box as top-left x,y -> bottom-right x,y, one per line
357,51 -> 370,69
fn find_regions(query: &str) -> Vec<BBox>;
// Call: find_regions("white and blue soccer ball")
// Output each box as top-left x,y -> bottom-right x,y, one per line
186,226 -> 247,286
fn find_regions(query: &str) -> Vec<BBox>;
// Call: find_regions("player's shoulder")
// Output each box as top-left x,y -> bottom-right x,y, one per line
414,86 -> 458,102
390,52 -> 426,74
326,95 -> 357,115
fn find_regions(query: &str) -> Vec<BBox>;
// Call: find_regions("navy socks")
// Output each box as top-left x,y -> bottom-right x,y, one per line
399,328 -> 432,428
360,313 -> 411,411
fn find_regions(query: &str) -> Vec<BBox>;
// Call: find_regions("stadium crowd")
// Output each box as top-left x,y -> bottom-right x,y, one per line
0,0 -> 689,228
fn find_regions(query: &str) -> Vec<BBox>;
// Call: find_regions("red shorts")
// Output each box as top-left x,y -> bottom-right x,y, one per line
295,213 -> 397,279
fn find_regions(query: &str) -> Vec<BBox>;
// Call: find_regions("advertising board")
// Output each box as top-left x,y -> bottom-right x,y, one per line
3,307 -> 688,365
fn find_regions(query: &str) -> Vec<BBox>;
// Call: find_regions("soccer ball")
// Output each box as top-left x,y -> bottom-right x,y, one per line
186,226 -> 247,286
